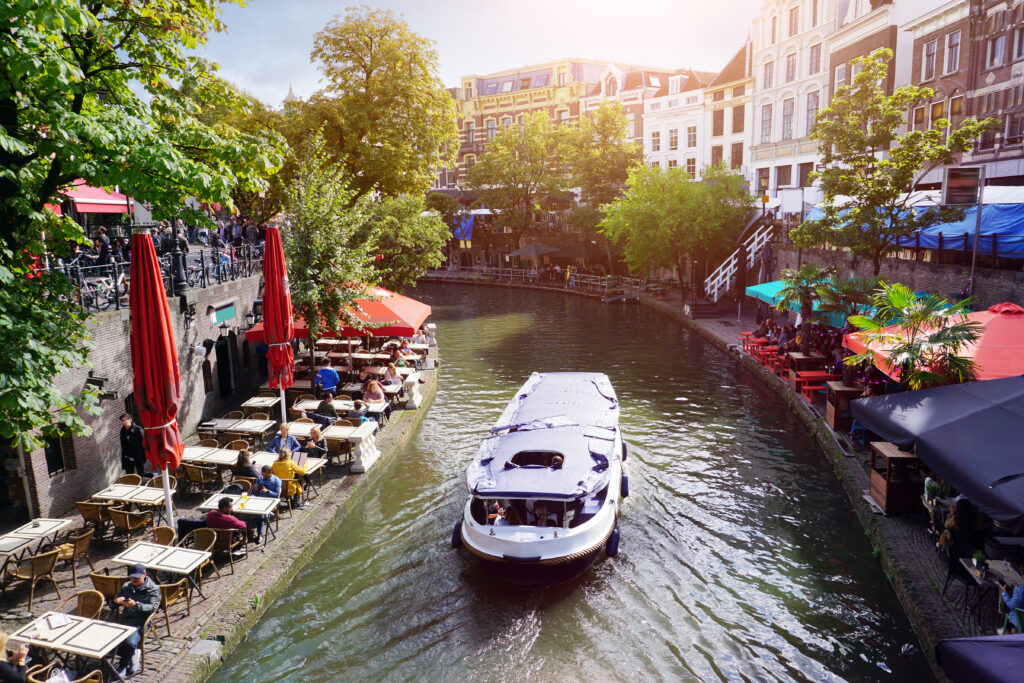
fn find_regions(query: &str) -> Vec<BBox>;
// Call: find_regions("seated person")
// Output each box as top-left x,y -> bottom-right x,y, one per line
1000,567 -> 1024,634
113,563 -> 161,676
315,390 -> 338,418
363,380 -> 387,405
272,448 -> 308,509
381,362 -> 402,386
412,330 -> 427,345
0,632 -> 27,682
234,450 -> 260,480
389,348 -> 409,368
251,466 -> 281,543
349,400 -> 369,422
315,359 -> 340,393
206,496 -> 247,534
528,500 -> 557,527
303,426 -> 327,459
268,423 -> 301,454
357,365 -> 373,389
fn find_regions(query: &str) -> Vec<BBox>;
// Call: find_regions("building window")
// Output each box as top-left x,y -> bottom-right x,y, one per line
922,40 -> 937,80
712,109 -> 724,136
835,64 -> 848,89
763,61 -> 774,89
686,158 -> 696,176
466,155 -> 476,168
781,98 -> 794,140
558,110 -> 569,125
501,116 -> 512,129
687,126 -> 697,147
799,162 -> 814,187
43,433 -> 75,476
776,164 -> 792,188
950,96 -> 965,126
730,142 -> 743,170
668,159 -> 678,169
713,90 -> 725,102
913,106 -> 926,131
651,160 -> 660,169
466,122 -> 475,143
626,113 -> 635,137
606,76 -> 618,96
851,61 -> 863,81
806,91 -> 819,136
733,85 -> 745,97
989,35 -> 1007,69
686,96 -> 699,104
786,53 -> 797,82
651,130 -> 661,152
535,74 -> 549,87
519,78 -> 531,90
946,31 -> 961,73
669,128 -> 679,150
760,104 -> 772,143
464,86 -> 472,100
558,73 -> 566,86
809,44 -> 821,74
788,7 -> 799,37
733,105 -> 745,133
486,120 -> 496,140
1008,114 -> 1024,144
711,145 -> 723,166
485,83 -> 498,95
1015,28 -> 1024,61
670,77 -> 681,94
757,167 -> 770,192
649,102 -> 661,112
771,15 -> 777,44
501,80 -> 513,93
518,114 -> 525,125
930,101 -> 945,127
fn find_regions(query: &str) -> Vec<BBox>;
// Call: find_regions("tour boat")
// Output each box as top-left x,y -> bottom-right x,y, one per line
452,372 -> 628,585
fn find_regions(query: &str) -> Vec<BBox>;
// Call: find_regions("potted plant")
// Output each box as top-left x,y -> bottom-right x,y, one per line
974,550 -> 986,568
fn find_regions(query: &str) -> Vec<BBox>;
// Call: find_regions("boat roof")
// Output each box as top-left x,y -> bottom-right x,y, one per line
467,372 -> 620,500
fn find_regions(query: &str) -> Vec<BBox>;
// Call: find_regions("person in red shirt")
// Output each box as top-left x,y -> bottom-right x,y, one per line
206,497 -> 248,556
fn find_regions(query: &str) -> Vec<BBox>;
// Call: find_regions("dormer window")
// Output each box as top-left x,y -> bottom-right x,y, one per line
606,76 -> 618,96
669,77 -> 682,94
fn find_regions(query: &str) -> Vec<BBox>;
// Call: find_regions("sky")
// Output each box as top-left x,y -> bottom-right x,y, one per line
199,0 -> 763,106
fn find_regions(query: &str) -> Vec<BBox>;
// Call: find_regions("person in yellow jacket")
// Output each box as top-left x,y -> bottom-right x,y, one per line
272,448 -> 307,508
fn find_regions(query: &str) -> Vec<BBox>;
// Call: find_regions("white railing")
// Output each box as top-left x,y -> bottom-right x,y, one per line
703,222 -> 775,303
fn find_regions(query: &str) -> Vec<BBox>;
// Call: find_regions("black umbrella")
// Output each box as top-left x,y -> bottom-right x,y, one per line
509,242 -> 559,258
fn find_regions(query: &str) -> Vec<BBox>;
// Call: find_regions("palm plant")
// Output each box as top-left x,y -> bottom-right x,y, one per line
816,275 -> 883,327
847,282 -> 981,390
776,263 -> 834,342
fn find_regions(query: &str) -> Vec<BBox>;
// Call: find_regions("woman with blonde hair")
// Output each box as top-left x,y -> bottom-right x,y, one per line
363,379 -> 387,405
0,631 -> 28,681
271,448 -> 308,509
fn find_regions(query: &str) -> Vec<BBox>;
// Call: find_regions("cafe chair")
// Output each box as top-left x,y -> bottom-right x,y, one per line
1002,607 -> 1024,634
76,501 -> 113,536
183,463 -> 222,495
157,577 -> 191,637
56,589 -> 104,619
28,663 -> 103,683
226,479 -> 252,495
0,548 -> 61,610
108,506 -> 155,543
183,529 -> 222,588
258,390 -> 277,397
89,569 -> 124,615
941,547 -> 975,611
336,393 -> 352,401
249,412 -> 269,420
146,476 -> 168,488
152,526 -> 176,546
118,474 -> 143,486
197,430 -> 217,443
207,527 -> 248,575
49,527 -> 95,586
325,439 -> 350,467
128,611 -> 160,673
199,438 -> 220,448
226,439 -> 250,452
338,418 -> 361,428
297,393 -> 315,402
226,410 -> 244,419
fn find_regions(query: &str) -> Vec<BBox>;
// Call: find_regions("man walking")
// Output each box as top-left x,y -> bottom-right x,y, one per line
119,414 -> 147,476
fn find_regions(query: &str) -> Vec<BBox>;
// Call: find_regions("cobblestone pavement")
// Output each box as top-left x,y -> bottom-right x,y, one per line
0,367 -> 438,682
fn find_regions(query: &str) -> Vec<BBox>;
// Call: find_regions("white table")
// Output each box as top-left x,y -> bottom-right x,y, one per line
10,612 -> 137,682
198,493 -> 277,516
322,422 -> 381,473
0,519 -> 74,560
292,399 -> 388,417
182,446 -> 241,467
111,541 -> 212,597
92,484 -> 168,507
240,396 -> 280,415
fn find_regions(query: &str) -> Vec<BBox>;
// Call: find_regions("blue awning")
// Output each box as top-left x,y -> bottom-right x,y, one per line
745,280 -> 846,327
936,633 -> 1024,682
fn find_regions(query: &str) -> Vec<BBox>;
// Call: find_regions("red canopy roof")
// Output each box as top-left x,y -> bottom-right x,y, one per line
245,284 -> 431,342
844,302 -> 1024,381
63,180 -> 132,214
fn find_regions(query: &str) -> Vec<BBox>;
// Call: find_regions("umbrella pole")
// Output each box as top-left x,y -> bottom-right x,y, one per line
348,336 -> 353,370
161,466 -> 175,528
279,369 -> 288,424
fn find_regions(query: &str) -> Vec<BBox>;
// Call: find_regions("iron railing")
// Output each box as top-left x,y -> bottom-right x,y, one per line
421,266 -> 673,299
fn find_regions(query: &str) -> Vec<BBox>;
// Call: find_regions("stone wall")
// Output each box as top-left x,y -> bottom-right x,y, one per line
772,244 -> 1024,309
24,275 -> 265,517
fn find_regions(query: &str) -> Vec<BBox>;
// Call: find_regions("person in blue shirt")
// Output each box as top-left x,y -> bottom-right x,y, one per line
1000,570 -> 1024,633
251,465 -> 282,544
315,358 -> 341,393
267,423 -> 301,454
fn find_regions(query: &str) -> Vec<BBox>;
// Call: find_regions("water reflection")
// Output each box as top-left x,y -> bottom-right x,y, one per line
219,284 -> 931,682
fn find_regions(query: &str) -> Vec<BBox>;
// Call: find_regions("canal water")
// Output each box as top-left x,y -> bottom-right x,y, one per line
219,283 -> 932,682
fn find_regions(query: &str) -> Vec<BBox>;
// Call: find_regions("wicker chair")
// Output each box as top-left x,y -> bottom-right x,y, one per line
210,527 -> 247,574
183,529 -> 221,589
49,527 -> 95,586
89,569 -> 124,614
157,577 -> 191,637
28,663 -> 102,683
118,474 -> 143,486
226,439 -> 250,452
226,410 -> 244,419
151,526 -> 176,546
199,438 -> 220,448
183,463 -> 222,495
297,393 -> 316,402
249,412 -> 269,420
56,589 -> 104,619
76,500 -> 113,535
335,393 -> 352,401
258,390 -> 277,398
293,417 -> 313,424
0,548 -> 61,610
109,506 -> 154,542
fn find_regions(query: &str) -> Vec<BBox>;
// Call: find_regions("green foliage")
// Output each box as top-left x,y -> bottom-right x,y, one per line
365,195 -> 450,291
792,48 -> 1002,275
282,132 -> 378,341
846,282 -> 981,390
308,6 -> 458,200
424,192 -> 464,229
467,111 -> 564,243
815,275 -> 883,323
0,0 -> 283,448
777,264 -> 834,337
600,163 -> 751,288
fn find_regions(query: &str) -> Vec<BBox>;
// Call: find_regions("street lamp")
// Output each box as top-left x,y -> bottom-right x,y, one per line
258,189 -> 266,222
245,311 -> 256,329
169,219 -> 189,294
218,322 -> 230,339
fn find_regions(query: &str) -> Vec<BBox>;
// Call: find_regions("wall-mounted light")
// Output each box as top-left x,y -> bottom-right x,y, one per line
218,322 -> 230,339
245,311 -> 256,329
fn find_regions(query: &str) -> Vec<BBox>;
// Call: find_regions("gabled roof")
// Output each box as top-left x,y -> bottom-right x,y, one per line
708,40 -> 752,88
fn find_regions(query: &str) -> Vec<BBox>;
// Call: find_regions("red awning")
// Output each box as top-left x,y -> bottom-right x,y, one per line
262,226 -> 294,392
844,302 -> 1024,381
45,204 -> 62,216
63,180 -> 132,214
245,284 -> 431,342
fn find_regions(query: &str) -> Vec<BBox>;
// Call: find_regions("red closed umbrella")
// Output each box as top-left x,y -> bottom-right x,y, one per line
262,226 -> 293,422
129,227 -> 183,525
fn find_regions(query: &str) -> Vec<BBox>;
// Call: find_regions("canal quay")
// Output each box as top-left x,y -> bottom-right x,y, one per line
214,283 -> 932,682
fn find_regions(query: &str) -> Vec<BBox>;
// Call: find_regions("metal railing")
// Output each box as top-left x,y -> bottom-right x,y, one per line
704,222 -> 776,303
50,244 -> 264,313
421,266 -> 673,299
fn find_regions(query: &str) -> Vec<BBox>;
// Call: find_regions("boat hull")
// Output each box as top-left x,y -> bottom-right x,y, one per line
468,545 -> 605,586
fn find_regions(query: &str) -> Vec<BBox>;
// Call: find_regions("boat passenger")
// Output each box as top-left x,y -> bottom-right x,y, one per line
999,566 -> 1024,634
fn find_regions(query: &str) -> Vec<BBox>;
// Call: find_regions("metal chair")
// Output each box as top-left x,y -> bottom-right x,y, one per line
0,548 -> 61,610
297,393 -> 316,402
108,506 -> 155,543
56,589 -> 104,619
28,663 -> 103,683
226,439 -> 250,452
157,577 -> 191,637
179,530 -> 220,589
258,390 -> 277,398
209,527 -> 247,574
118,474 -> 143,486
49,527 -> 95,586
293,417 -> 313,424
151,526 -> 176,546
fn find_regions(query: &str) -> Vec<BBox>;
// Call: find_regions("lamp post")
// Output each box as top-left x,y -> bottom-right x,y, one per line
169,219 -> 189,293
258,189 -> 266,224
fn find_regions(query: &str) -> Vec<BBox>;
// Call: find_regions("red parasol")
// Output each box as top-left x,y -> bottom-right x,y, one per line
129,227 -> 183,524
262,226 -> 293,422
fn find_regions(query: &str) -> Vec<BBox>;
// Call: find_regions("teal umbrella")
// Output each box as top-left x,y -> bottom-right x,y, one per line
745,280 -> 846,327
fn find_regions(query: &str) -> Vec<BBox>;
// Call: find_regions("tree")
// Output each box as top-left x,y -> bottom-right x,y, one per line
792,48 -> 1000,276
560,101 -> 642,265
600,164 -> 751,291
309,6 -> 458,200
363,194 -> 450,290
815,275 -> 882,326
776,263 -> 834,344
0,0 -> 284,450
424,192 -> 463,230
467,111 -> 564,246
282,132 -> 378,344
847,282 -> 981,390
